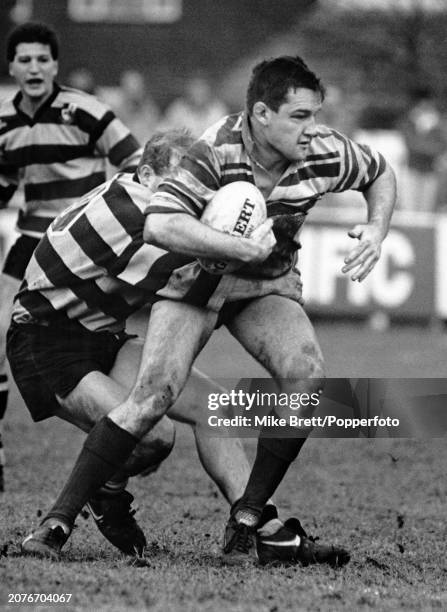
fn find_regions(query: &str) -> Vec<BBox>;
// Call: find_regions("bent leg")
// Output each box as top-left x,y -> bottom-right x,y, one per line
46,301 -> 216,528
226,295 -> 325,521
56,337 -> 175,476
0,274 -> 19,377
58,331 -> 251,502
109,300 -> 217,435
110,337 -> 252,494
228,295 -> 325,414
0,274 -> 21,490
169,369 -> 251,504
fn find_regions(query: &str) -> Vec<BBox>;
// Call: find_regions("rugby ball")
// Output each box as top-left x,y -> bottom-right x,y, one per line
198,181 -> 266,274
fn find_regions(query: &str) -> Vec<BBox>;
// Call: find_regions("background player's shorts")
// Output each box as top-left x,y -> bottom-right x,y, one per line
2,235 -> 40,280
6,320 -> 131,421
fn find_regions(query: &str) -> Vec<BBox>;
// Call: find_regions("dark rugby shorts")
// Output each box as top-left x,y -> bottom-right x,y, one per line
215,290 -> 304,328
7,320 -> 132,422
2,235 -> 40,280
216,299 -> 253,328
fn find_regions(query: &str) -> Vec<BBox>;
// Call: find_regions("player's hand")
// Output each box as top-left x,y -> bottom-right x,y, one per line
244,219 -> 276,263
342,224 -> 383,282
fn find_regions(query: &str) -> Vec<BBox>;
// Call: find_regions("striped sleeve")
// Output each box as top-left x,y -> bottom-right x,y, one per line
95,115 -> 142,171
147,140 -> 222,218
0,163 -> 19,208
70,181 -> 192,294
72,179 -> 147,277
74,94 -> 142,171
329,130 -> 387,193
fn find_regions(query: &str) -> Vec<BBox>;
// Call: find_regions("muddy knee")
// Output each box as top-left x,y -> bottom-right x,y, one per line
275,346 -> 325,421
296,340 -> 325,379
133,375 -> 180,426
280,346 -> 325,387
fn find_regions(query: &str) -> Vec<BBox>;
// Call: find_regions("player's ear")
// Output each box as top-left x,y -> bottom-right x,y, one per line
138,163 -> 154,188
252,101 -> 271,126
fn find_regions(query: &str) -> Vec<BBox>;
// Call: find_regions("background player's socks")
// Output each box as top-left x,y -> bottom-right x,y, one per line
233,436 -> 307,524
0,373 -> 8,492
45,417 -> 138,527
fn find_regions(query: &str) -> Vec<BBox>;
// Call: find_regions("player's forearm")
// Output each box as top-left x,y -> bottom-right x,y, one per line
363,164 -> 396,240
144,212 -> 263,263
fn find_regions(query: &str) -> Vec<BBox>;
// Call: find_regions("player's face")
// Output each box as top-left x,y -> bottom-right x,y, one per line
263,88 -> 322,163
9,43 -> 58,104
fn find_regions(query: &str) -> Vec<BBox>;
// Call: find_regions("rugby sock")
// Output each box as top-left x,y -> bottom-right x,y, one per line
233,436 -> 307,524
0,374 -> 8,492
99,476 -> 129,496
45,417 -> 138,528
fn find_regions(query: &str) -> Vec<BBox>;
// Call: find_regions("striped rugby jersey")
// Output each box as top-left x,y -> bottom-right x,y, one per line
12,170 -> 304,331
0,83 -> 141,238
11,113 -> 389,331
12,172 -> 193,332
148,111 -> 387,279
150,112 -> 386,217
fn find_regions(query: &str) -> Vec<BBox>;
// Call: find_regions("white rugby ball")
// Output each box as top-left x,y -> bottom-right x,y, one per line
198,181 -> 266,274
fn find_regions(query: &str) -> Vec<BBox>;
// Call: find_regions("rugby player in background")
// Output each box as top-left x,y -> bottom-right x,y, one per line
0,22 -> 142,490
15,55 -> 395,566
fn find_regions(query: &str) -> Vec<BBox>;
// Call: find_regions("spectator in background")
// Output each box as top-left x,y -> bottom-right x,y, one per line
162,74 -> 228,138
399,87 -> 447,213
435,152 -> 447,212
354,104 -> 408,209
113,69 -> 161,144
67,67 -> 97,95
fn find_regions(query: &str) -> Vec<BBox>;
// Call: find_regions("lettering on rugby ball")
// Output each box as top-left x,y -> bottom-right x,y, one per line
198,181 -> 266,274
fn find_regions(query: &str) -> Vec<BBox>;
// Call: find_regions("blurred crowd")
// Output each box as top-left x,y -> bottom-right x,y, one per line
352,87 -> 447,214
63,68 -> 447,214
67,67 -> 229,142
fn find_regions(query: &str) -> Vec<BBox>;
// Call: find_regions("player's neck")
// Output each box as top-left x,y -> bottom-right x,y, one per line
250,122 -> 289,177
19,89 -> 54,117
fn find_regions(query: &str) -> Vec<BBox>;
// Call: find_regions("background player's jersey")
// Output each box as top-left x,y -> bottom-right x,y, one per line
149,112 -> 387,276
0,84 -> 141,238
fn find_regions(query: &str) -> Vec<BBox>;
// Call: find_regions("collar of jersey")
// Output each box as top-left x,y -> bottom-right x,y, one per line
13,82 -> 61,127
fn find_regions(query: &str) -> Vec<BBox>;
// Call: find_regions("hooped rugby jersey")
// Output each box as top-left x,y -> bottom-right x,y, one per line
11,114 -> 389,332
12,172 -> 190,332
0,83 -> 141,238
12,171 -> 304,332
148,111 -> 387,277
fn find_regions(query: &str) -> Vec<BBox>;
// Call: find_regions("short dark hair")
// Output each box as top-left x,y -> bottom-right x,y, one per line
138,129 -> 194,175
246,55 -> 325,114
7,22 -> 59,62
